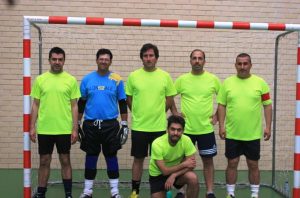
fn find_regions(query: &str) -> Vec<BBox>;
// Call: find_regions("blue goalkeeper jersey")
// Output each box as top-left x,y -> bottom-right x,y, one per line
80,71 -> 126,120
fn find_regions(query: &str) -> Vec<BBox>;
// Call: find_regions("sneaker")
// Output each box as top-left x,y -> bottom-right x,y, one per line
129,190 -> 139,198
226,195 -> 235,198
206,193 -> 216,198
175,192 -> 185,198
111,194 -> 122,198
79,193 -> 92,198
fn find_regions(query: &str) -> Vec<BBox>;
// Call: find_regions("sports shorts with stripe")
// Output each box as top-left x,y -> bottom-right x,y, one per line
186,132 -> 217,158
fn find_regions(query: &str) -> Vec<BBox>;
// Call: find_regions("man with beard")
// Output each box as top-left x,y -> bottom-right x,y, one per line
217,53 -> 272,198
30,47 -> 80,198
126,43 -> 177,198
149,115 -> 199,198
78,48 -> 128,198
172,49 -> 221,198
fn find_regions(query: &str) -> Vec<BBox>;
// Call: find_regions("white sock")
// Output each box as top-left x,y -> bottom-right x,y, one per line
83,179 -> 94,195
226,184 -> 235,196
178,186 -> 185,194
109,178 -> 119,196
250,184 -> 260,197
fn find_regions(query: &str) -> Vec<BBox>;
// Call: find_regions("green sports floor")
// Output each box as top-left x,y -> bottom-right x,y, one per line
1,169 -> 291,197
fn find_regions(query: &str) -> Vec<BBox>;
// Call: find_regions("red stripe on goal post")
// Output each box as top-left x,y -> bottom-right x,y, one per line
160,20 -> 178,27
24,187 -> 31,198
49,16 -> 68,24
233,22 -> 250,29
294,188 -> 300,198
86,17 -> 104,25
295,153 -> 300,170
297,47 -> 300,65
23,114 -> 30,132
123,18 -> 141,26
268,23 -> 286,31
23,40 -> 30,58
296,83 -> 300,100
196,20 -> 214,28
23,151 -> 31,168
23,77 -> 31,95
295,119 -> 300,135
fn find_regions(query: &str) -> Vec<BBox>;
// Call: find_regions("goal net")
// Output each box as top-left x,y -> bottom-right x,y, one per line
26,18 -> 296,198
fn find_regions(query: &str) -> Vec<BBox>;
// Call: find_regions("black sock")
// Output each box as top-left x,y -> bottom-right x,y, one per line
63,179 -> 72,197
37,186 -> 47,198
132,180 -> 141,194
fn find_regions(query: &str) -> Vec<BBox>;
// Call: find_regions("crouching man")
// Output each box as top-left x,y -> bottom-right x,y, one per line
149,115 -> 199,198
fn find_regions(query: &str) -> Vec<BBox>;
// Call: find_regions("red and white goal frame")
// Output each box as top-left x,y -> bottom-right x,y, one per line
23,16 -> 300,198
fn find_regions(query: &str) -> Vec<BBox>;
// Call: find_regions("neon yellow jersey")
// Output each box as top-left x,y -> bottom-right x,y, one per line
217,75 -> 272,140
175,71 -> 221,135
149,133 -> 196,176
31,71 -> 81,135
126,68 -> 176,131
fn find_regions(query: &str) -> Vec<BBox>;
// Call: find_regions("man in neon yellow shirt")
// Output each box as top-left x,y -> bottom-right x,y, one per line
30,47 -> 81,198
217,53 -> 272,198
149,115 -> 199,198
172,49 -> 220,198
126,43 -> 177,197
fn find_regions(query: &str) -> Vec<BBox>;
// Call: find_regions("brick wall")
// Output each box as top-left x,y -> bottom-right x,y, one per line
0,0 -> 299,172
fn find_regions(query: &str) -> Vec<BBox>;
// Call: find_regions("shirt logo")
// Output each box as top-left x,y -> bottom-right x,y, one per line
98,86 -> 105,90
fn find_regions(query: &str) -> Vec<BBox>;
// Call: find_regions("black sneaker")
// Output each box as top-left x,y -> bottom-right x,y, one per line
206,193 -> 216,198
174,192 -> 185,198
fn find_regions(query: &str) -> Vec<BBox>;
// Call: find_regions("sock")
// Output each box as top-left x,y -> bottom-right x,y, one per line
226,184 -> 235,196
63,179 -> 72,197
178,186 -> 185,194
250,184 -> 260,197
132,180 -> 141,194
109,178 -> 119,196
37,186 -> 47,197
83,179 -> 94,195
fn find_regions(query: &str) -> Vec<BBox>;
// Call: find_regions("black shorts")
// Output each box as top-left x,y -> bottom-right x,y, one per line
225,138 -> 260,161
149,174 -> 183,194
131,130 -> 165,158
80,119 -> 120,156
38,134 -> 71,155
186,132 -> 217,158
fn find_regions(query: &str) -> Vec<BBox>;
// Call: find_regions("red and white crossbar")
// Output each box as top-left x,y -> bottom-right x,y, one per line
23,16 -> 300,198
24,16 -> 300,31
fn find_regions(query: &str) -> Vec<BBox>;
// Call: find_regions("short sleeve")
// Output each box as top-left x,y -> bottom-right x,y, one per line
165,74 -> 177,96
125,74 -> 133,96
30,78 -> 41,99
217,83 -> 227,105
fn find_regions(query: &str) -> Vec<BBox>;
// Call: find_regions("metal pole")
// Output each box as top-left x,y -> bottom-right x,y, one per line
273,31 -> 294,188
31,23 -> 42,74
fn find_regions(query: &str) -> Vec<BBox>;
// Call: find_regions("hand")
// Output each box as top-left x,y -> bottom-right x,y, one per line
78,124 -> 85,142
183,157 -> 196,169
118,121 -> 129,145
71,129 -> 78,144
219,127 -> 226,140
210,114 -> 218,125
165,174 -> 175,190
264,128 -> 271,141
30,127 -> 36,143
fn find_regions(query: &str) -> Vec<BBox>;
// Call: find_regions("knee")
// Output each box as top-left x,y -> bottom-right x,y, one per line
227,158 -> 239,169
59,154 -> 71,167
187,172 -> 199,185
40,155 -> 51,167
